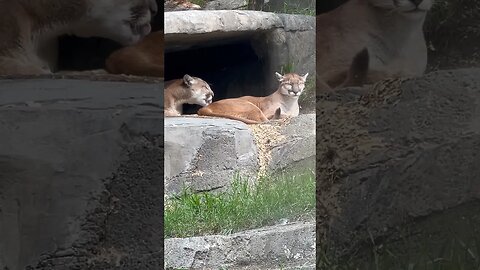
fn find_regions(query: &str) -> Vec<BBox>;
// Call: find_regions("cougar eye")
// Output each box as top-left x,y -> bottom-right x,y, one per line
285,84 -> 293,90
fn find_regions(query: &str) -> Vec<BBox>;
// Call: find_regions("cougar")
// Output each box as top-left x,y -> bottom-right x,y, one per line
164,74 -> 214,117
105,31 -> 164,78
317,0 -> 433,88
0,0 -> 157,75
197,72 -> 308,124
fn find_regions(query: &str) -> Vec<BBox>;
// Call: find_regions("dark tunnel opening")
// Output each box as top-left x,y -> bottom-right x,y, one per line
165,39 -> 272,115
316,0 -> 346,14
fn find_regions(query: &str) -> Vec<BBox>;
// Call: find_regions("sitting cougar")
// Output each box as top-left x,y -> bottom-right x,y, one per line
198,72 -> 308,124
0,0 -> 157,75
317,0 -> 433,88
164,74 -> 214,117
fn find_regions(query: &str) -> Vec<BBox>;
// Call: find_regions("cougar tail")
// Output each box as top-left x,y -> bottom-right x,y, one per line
197,108 -> 265,125
339,47 -> 369,88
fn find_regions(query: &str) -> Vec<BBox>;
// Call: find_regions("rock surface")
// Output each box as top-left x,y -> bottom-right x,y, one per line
205,0 -> 248,10
316,69 -> 480,257
268,111 -> 315,173
165,10 -> 283,35
164,116 -> 259,195
164,10 -> 315,67
165,221 -> 315,270
0,78 -> 163,269
164,114 -> 315,196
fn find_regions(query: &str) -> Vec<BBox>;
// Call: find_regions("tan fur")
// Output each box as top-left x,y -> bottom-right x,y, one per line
0,0 -> 157,76
198,72 -> 308,124
105,31 -> 164,78
164,74 -> 214,116
317,0 -> 433,88
198,100 -> 269,124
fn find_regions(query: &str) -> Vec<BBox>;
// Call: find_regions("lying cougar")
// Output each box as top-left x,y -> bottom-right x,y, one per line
197,72 -> 308,124
0,0 -> 157,75
164,74 -> 214,117
105,31 -> 164,78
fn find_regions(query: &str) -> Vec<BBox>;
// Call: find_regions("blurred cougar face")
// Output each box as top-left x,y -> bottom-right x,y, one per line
73,0 -> 157,45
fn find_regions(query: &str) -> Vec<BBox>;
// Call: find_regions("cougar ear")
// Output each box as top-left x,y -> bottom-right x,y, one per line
183,74 -> 195,86
302,73 -> 309,82
275,72 -> 284,82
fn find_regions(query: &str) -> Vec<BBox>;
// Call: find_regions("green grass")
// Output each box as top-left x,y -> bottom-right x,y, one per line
280,62 -> 295,74
191,0 -> 315,15
164,170 -> 315,238
190,0 -> 207,7
279,1 -> 315,16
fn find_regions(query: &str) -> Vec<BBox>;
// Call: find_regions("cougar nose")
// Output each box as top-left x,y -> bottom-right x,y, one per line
409,0 -> 423,6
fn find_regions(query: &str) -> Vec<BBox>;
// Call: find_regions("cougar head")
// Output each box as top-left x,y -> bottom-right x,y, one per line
275,72 -> 309,98
73,0 -> 158,45
183,74 -> 214,107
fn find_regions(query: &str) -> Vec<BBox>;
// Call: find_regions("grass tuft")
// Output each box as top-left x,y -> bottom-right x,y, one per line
165,170 -> 315,238
279,1 -> 315,16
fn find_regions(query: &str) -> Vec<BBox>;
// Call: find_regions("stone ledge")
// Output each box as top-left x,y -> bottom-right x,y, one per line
164,114 -> 315,197
165,10 -> 284,35
165,11 -> 314,35
165,221 -> 315,270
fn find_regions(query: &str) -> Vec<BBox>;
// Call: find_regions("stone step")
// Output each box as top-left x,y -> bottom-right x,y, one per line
165,221 -> 315,270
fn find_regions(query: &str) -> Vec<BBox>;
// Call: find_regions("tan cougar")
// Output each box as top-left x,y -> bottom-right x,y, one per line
164,74 -> 214,117
317,0 -> 434,88
198,72 -> 308,124
0,0 -> 157,75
